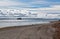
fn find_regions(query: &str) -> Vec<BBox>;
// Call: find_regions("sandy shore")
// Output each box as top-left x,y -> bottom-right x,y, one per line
0,21 -> 60,39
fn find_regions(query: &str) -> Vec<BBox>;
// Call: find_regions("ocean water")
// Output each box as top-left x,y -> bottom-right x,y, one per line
0,19 -> 59,28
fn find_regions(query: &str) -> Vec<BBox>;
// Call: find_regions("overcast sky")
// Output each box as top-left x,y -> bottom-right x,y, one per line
0,0 -> 59,9
0,0 -> 60,14
0,0 -> 60,18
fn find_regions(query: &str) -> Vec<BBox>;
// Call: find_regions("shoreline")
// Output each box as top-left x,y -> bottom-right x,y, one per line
0,21 -> 50,28
0,21 -> 60,39
0,22 -> 50,29
0,21 -> 55,39
0,20 -> 58,29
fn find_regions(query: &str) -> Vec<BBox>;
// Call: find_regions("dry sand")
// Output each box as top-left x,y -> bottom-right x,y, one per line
0,21 -> 60,39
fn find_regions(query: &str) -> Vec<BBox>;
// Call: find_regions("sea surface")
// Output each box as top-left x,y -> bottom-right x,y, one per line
0,19 -> 59,28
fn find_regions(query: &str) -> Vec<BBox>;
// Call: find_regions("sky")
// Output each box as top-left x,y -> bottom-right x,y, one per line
0,0 -> 60,9
0,0 -> 60,14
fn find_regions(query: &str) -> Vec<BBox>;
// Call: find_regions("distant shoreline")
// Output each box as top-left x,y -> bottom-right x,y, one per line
0,20 -> 58,29
0,20 -> 59,29
0,20 -> 52,29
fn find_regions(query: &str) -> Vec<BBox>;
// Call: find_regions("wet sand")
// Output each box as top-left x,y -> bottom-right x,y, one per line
0,21 -> 60,39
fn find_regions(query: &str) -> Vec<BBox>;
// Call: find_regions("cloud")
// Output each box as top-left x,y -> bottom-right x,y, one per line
0,1 -> 26,6
0,0 -> 30,8
0,0 -> 60,9
27,0 -> 60,8
24,5 -> 60,16
39,5 -> 60,11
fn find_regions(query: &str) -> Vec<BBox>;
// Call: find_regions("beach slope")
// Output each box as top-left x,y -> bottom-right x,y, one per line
0,21 -> 60,39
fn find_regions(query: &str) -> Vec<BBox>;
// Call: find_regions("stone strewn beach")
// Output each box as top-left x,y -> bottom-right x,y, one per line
0,21 -> 60,39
